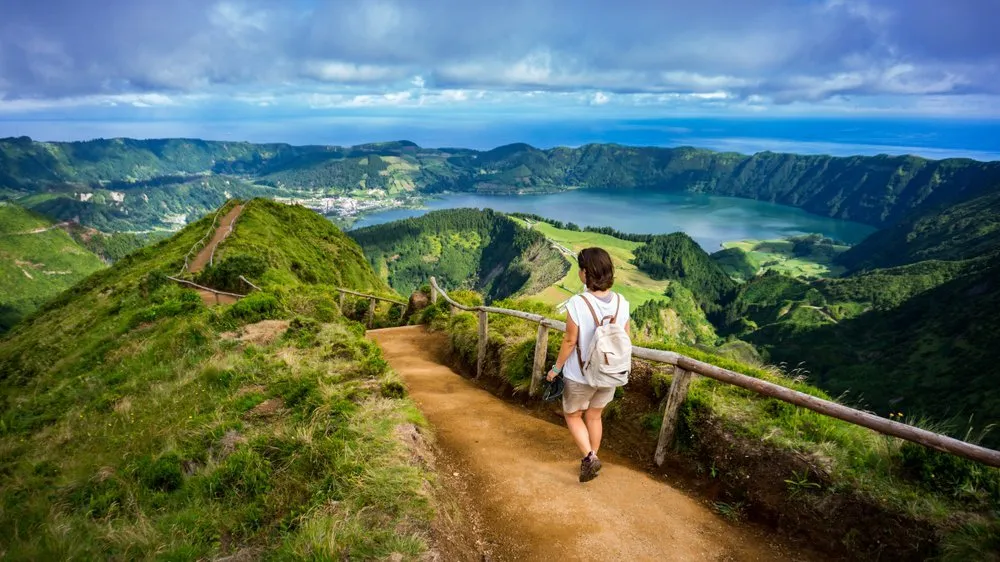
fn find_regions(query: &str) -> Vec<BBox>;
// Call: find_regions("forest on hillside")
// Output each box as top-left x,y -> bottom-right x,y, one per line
5,136 -> 1000,233
350,208 -> 568,301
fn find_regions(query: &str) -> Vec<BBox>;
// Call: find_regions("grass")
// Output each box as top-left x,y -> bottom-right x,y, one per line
512,219 -> 670,308
0,204 -> 106,332
0,199 -> 438,559
723,239 -> 848,279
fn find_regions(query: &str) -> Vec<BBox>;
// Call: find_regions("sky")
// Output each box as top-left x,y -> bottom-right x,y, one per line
1,0 -> 999,158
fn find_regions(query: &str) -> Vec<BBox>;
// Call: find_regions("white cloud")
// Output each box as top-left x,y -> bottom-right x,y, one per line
591,91 -> 610,105
302,61 -> 406,83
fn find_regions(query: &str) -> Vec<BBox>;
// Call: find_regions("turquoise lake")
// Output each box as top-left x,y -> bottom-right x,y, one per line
350,191 -> 877,251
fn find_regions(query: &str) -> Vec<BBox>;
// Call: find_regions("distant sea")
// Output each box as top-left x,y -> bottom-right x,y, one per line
5,117 -> 1000,162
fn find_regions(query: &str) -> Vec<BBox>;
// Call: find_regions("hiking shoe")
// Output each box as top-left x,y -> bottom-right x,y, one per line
580,455 -> 600,483
542,374 -> 564,402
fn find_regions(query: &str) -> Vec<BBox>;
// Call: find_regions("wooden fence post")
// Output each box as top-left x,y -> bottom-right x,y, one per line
430,285 -> 438,304
450,304 -> 458,315
654,367 -> 693,467
339,291 -> 345,312
529,323 -> 549,397
477,310 -> 488,378
367,298 -> 376,328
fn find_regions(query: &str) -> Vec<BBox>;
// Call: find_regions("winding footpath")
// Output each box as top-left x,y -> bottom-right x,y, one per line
369,326 -> 818,561
187,204 -> 243,306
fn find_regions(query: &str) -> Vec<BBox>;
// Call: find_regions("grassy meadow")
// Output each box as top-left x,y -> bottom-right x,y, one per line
722,238 -> 849,279
511,218 -> 671,307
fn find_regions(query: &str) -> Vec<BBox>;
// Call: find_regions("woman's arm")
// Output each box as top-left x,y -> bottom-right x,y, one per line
547,315 -> 579,381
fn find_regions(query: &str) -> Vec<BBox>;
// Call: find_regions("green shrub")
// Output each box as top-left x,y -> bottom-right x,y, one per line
221,292 -> 282,326
137,453 -> 184,492
900,443 -> 1000,504
129,291 -> 201,327
203,447 -> 272,500
380,379 -> 407,399
270,377 -> 321,415
283,316 -> 321,347
197,253 -> 269,293
68,474 -> 129,519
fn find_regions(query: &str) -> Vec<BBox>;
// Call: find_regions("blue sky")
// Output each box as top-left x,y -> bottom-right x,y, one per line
1,0 -> 999,157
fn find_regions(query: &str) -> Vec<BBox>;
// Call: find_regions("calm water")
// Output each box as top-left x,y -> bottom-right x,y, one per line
349,191 -> 876,251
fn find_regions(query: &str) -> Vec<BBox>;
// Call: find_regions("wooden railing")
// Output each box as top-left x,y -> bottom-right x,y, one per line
428,277 -> 1000,468
166,275 -> 247,303
178,205 -> 227,275
334,287 -> 407,328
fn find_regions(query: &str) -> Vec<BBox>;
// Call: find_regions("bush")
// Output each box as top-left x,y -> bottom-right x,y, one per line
900,443 -> 1000,504
197,253 -> 269,293
137,453 -> 184,492
203,447 -> 272,500
283,316 -> 321,347
221,292 -> 282,326
129,291 -> 202,328
68,474 -> 129,519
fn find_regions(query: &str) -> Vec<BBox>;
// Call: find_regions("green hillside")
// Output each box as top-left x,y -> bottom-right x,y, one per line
762,256 -> 1000,447
350,208 -> 568,302
5,137 -> 1000,232
0,204 -> 106,332
839,190 -> 1000,272
16,175 -> 295,232
632,233 -> 738,312
0,199 -> 438,559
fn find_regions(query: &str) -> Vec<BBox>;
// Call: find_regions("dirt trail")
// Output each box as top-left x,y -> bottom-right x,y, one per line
369,326 -> 816,561
188,204 -> 243,274
185,204 -> 243,306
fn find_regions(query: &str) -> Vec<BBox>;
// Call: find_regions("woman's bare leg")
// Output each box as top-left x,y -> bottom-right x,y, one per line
564,410 -> 593,456
583,407 -> 604,454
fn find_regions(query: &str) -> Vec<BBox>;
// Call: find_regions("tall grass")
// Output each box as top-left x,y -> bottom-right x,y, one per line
0,200 -> 436,559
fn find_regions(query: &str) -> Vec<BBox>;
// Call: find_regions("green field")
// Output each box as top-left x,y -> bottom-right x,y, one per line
0,204 -> 106,331
722,238 -> 848,279
511,219 -> 670,308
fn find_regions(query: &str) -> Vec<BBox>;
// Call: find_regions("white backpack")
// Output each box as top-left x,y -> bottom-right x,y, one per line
576,293 -> 632,388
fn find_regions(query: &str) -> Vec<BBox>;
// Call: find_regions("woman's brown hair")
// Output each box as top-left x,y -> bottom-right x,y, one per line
578,247 -> 614,291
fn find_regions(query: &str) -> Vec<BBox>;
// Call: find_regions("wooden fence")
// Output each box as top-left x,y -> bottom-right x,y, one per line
426,277 -> 1000,469
165,275 -> 247,304
335,287 -> 408,328
178,205 -> 227,275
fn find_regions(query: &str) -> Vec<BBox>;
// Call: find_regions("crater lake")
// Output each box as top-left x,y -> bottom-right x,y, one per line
349,190 -> 877,250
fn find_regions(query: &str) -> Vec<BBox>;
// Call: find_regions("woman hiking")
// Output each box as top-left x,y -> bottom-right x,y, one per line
546,247 -> 631,482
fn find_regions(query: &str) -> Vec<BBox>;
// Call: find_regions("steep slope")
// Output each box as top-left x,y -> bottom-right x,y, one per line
632,233 -> 738,312
630,284 -> 719,345
0,203 -> 105,332
18,175 -> 291,232
755,257 -> 1000,446
0,199 -> 438,559
838,189 -> 1000,272
350,208 -> 568,302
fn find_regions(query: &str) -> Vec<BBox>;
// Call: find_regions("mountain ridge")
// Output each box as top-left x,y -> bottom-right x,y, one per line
5,136 -> 1000,231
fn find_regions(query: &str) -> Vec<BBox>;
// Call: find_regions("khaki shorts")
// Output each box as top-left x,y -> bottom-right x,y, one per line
562,379 -> 615,413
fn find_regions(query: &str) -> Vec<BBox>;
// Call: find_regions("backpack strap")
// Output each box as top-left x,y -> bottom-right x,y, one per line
611,293 -> 621,324
579,293 -> 601,326
575,294 -> 601,370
